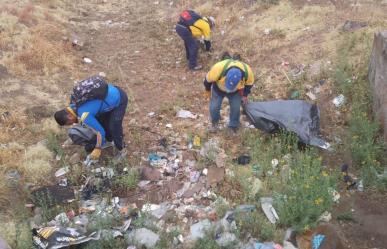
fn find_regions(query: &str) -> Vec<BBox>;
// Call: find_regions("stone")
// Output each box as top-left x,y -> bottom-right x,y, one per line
141,166 -> 161,181
342,20 -> 367,32
0,235 -> 11,249
216,232 -> 237,247
369,30 -> 387,141
128,228 -> 160,248
188,219 -> 212,241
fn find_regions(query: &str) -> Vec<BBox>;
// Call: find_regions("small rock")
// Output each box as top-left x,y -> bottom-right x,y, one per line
264,28 -> 272,35
216,232 -> 237,247
189,219 -> 212,241
342,20 -> 367,32
0,235 -> 11,249
128,228 -> 160,248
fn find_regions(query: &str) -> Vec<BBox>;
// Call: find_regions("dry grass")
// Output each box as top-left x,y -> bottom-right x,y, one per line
21,142 -> 53,184
17,3 -> 37,27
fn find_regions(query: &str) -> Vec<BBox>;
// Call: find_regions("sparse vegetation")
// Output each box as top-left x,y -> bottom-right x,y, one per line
334,31 -> 386,189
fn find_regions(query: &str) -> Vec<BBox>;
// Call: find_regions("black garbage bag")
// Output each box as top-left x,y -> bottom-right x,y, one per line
244,100 -> 330,149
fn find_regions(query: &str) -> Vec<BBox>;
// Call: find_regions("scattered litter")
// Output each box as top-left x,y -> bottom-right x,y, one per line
312,234 -> 325,249
193,135 -> 201,147
142,203 -> 160,212
234,154 -> 251,165
32,227 -> 100,249
190,171 -> 200,183
264,28 -> 272,35
166,123 -> 173,129
176,109 -> 197,119
147,112 -> 155,117
329,188 -> 340,203
306,91 -> 317,101
260,197 -> 279,224
341,164 -> 357,189
271,158 -> 279,168
138,180 -> 150,188
318,211 -> 332,222
150,203 -> 170,219
290,90 -> 300,99
332,94 -> 345,107
357,179 -> 364,192
202,168 -> 208,176
55,167 -> 69,178
83,57 -> 92,64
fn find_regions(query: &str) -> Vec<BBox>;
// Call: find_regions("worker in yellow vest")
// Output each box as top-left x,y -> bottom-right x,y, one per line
203,58 -> 254,132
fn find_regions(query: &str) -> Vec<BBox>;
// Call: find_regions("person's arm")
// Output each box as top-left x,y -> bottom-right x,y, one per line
243,65 -> 255,97
77,102 -> 106,148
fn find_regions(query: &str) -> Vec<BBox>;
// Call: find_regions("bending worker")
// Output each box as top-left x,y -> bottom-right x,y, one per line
175,10 -> 215,70
203,58 -> 254,133
54,75 -> 128,165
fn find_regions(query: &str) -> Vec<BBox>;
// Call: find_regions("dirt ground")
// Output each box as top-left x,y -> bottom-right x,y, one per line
1,0 -> 387,248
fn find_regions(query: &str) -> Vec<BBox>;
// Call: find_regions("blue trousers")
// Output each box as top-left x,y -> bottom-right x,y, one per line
85,87 -> 128,152
175,24 -> 198,69
210,86 -> 242,128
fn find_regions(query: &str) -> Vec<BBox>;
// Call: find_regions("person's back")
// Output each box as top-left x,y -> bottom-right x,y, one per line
54,76 -> 129,165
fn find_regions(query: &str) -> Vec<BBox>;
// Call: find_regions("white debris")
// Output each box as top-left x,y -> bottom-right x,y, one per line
264,28 -> 272,35
55,167 -> 69,178
83,57 -> 92,64
260,197 -> 279,224
166,123 -> 173,129
176,109 -> 197,119
306,91 -> 317,100
332,94 -> 345,107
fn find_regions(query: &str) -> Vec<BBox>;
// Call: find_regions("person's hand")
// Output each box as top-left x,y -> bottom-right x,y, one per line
203,90 -> 211,100
89,148 -> 101,160
242,96 -> 248,105
83,148 -> 101,167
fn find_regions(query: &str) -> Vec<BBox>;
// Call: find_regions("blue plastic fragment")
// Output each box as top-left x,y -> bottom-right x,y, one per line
312,234 -> 325,249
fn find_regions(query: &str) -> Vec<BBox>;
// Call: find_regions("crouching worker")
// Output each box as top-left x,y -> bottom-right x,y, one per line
54,75 -> 128,166
175,10 -> 215,70
203,58 -> 254,133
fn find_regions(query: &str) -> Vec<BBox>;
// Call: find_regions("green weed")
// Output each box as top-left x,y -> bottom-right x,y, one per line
334,31 -> 386,188
113,168 -> 139,189
336,211 -> 356,222
274,152 -> 337,232
235,210 -> 275,241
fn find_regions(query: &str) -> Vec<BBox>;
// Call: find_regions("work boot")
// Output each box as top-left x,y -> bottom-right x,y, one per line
101,141 -> 114,149
227,127 -> 238,136
113,148 -> 128,162
208,123 -> 219,133
190,65 -> 203,71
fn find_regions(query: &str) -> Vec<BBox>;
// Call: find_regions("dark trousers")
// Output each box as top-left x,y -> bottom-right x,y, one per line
175,24 -> 198,69
85,87 -> 128,152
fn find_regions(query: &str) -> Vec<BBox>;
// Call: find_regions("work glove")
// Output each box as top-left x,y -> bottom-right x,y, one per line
242,96 -> 248,106
83,148 -> 101,167
203,90 -> 211,100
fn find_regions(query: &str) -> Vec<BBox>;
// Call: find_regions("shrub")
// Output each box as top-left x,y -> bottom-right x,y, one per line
274,152 -> 337,232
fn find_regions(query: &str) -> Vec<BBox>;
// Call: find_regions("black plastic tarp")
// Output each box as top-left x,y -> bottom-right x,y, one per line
244,100 -> 330,149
